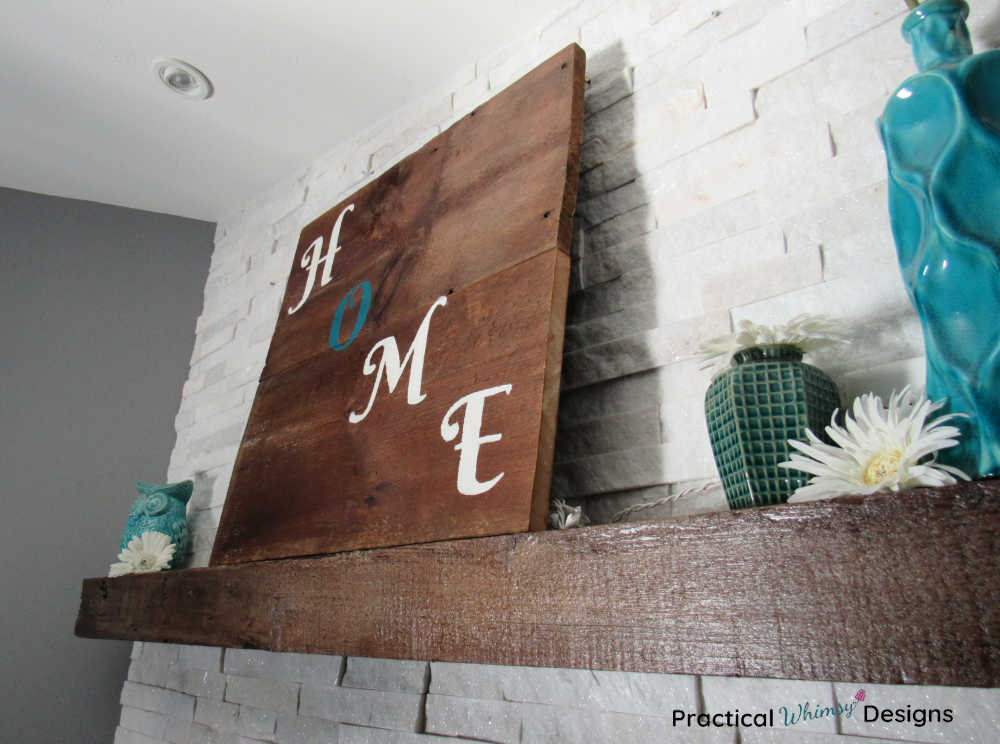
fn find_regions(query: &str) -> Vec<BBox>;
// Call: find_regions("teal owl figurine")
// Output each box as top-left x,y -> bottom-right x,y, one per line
120,480 -> 192,569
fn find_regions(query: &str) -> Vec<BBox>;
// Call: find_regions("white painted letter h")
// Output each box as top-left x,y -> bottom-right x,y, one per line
288,203 -> 355,315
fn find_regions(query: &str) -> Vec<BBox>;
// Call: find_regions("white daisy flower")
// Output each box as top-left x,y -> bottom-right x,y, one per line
697,314 -> 848,375
779,386 -> 969,502
108,531 -> 176,576
549,498 -> 589,529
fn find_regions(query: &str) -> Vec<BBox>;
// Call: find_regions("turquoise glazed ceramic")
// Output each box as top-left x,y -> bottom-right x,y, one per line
879,0 -> 1000,478
705,344 -> 840,510
120,480 -> 192,569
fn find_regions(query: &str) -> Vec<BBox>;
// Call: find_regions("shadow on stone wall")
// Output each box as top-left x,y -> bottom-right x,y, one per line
550,42 -> 671,526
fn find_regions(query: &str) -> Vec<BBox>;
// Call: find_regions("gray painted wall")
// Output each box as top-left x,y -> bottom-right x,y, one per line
0,187 -> 213,743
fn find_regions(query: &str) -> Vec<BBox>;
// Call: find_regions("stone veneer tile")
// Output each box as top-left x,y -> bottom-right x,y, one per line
120,706 -> 168,740
819,226 -> 898,281
129,657 -> 171,689
225,675 -> 299,714
297,654 -> 346,689
562,302 -> 658,353
163,717 -> 197,744
193,698 -> 239,732
424,696 -> 521,744
561,313 -> 730,389
557,368 -> 662,428
121,681 -> 195,721
225,648 -> 301,682
339,724 -> 475,743
700,248 -> 824,315
551,443 -> 668,499
554,407 -> 661,463
224,648 -> 343,687
238,705 -> 278,739
274,712 -> 340,744
804,0 -> 906,59
730,272 -> 922,379
299,685 -> 423,732
584,67 -> 633,118
114,727 -> 164,744
166,666 -> 226,699
185,722 -> 221,744
836,355 -> 925,405
341,657 -> 429,693
429,662 -> 697,715
742,731 -> 922,744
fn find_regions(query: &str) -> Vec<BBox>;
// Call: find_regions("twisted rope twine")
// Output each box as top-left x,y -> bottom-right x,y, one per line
610,480 -> 721,523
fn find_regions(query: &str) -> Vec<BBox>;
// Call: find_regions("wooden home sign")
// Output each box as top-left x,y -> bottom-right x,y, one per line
210,45 -> 585,565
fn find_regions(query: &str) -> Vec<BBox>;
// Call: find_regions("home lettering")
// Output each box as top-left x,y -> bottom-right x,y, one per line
292,204 -> 511,497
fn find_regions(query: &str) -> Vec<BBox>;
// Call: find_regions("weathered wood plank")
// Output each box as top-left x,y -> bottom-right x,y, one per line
78,481 -> 1000,686
261,45 -> 585,383
212,252 -> 562,562
212,44 -> 585,564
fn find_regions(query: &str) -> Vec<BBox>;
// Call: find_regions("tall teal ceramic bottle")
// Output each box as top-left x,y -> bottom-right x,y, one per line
878,0 -> 1000,478
120,480 -> 192,569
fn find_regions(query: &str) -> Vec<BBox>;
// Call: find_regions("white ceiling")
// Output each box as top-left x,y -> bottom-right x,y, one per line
0,1 -> 572,222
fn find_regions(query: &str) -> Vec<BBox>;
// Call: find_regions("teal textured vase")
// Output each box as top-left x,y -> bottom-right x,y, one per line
878,0 -> 1000,478
120,480 -> 192,569
705,345 -> 840,510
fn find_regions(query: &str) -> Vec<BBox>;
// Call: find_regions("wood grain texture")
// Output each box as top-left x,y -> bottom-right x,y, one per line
212,45 -> 585,564
213,253 -> 564,563
79,481 -> 1000,686
261,44 -> 585,383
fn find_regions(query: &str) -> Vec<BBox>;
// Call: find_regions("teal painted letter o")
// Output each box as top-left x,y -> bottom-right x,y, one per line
329,281 -> 372,350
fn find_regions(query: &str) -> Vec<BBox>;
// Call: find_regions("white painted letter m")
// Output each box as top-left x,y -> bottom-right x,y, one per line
348,296 -> 447,423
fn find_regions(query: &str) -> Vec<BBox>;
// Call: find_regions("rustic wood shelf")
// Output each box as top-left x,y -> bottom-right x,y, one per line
76,480 -> 1000,686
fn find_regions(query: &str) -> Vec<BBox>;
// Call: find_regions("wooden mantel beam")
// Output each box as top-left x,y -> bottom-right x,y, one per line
76,480 -> 1000,686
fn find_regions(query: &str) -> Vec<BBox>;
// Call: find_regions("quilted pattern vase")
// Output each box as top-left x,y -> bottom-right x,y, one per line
705,344 -> 839,509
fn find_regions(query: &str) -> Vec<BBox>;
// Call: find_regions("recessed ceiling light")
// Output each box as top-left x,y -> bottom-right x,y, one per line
153,58 -> 213,100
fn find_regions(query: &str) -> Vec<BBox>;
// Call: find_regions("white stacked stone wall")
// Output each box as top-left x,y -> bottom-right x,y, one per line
116,0 -> 1000,741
